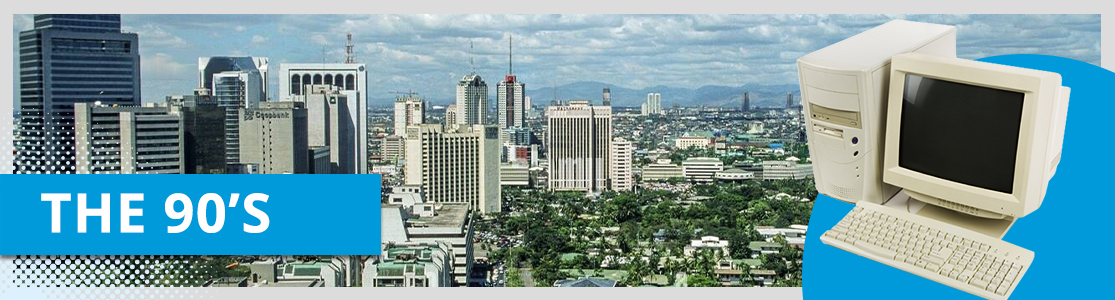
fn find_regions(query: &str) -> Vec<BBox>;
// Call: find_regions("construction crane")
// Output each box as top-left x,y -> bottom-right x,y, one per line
388,90 -> 420,99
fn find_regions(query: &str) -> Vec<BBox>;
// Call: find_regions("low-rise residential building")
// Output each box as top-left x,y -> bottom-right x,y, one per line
684,236 -> 730,258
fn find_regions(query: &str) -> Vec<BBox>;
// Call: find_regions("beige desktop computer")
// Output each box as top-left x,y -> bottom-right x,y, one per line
820,52 -> 1069,300
798,20 -> 955,204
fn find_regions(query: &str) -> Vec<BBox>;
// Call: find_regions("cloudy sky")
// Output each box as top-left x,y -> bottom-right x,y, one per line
13,14 -> 1101,105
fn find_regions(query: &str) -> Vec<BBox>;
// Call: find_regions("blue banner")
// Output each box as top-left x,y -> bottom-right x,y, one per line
0,174 -> 381,255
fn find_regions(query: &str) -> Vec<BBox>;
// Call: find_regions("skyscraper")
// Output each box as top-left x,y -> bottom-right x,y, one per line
610,137 -> 633,191
456,74 -> 488,126
786,92 -> 794,109
16,14 -> 141,174
641,93 -> 662,116
497,35 -> 525,130
211,70 -> 264,172
404,124 -> 501,214
742,91 -> 751,112
546,101 -> 612,192
73,103 -> 183,174
394,95 -> 425,137
280,62 -> 369,174
602,87 -> 611,106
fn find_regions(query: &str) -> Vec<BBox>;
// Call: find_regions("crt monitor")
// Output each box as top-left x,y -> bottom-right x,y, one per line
881,52 -> 1069,220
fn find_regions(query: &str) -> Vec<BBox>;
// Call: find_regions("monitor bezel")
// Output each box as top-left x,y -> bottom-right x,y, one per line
882,53 -> 1061,217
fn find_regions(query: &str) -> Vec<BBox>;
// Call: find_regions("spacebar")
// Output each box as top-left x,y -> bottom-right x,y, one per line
852,240 -> 897,259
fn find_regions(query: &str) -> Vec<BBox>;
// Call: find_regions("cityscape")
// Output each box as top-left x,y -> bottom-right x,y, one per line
10,14 -> 1100,288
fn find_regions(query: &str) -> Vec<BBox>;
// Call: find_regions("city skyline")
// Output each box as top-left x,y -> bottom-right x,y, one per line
11,14 -> 1102,105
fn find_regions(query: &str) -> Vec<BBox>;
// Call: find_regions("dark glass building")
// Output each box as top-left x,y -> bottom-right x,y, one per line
16,14 -> 140,174
167,89 -> 227,174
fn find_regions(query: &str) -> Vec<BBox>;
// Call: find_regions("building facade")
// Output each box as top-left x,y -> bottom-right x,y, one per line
455,74 -> 488,126
610,138 -> 634,191
73,103 -> 183,174
212,70 -> 264,172
394,95 -> 425,137
682,157 -> 725,183
166,89 -> 226,174
641,92 -> 663,116
238,102 -> 308,174
16,14 -> 141,174
641,159 -> 684,181
675,136 -> 712,149
404,124 -> 501,214
294,85 -> 354,174
280,63 -> 369,174
546,101 -> 612,192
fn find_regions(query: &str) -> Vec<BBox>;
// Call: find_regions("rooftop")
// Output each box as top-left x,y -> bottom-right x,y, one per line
555,277 -> 618,287
405,203 -> 470,228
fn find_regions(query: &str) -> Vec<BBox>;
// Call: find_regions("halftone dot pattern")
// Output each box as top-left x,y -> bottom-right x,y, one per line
1,122 -> 12,175
2,256 -> 217,299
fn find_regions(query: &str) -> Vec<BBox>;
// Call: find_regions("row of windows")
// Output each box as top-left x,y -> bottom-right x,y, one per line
52,83 -> 135,89
38,14 -> 121,22
52,69 -> 133,75
290,74 -> 357,94
52,76 -> 135,83
51,54 -> 135,62
52,62 -> 135,69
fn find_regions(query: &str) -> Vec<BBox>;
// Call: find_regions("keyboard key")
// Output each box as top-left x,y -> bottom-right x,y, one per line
852,240 -> 897,259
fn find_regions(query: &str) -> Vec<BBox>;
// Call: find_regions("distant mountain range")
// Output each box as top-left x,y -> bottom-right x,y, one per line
528,81 -> 801,108
374,81 -> 802,108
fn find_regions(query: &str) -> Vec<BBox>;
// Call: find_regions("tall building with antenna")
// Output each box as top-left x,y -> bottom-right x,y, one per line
456,41 -> 489,126
497,34 -> 525,130
278,33 -> 369,174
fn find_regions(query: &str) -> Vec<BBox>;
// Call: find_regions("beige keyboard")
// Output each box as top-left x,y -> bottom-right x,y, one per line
821,201 -> 1034,299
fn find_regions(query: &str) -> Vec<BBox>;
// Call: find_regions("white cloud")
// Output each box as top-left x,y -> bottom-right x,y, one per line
123,23 -> 189,50
142,53 -> 189,80
251,35 -> 268,44
235,25 -> 247,32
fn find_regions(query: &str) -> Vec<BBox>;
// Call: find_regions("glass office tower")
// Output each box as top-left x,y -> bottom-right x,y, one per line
16,14 -> 141,174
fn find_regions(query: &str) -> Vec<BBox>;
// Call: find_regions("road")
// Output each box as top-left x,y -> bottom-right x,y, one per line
520,268 -> 535,287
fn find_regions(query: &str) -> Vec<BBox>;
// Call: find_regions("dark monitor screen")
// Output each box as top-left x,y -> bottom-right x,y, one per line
898,74 -> 1024,194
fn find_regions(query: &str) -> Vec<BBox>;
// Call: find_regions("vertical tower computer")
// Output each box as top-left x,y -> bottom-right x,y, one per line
799,20 -> 955,204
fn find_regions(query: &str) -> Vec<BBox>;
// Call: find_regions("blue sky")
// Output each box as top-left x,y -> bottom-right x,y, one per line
13,14 -> 1101,105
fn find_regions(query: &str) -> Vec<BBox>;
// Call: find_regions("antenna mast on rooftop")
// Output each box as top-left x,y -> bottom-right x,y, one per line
345,33 -> 356,64
469,40 -> 476,75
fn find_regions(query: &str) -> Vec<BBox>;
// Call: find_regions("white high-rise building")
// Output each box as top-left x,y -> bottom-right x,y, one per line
610,138 -> 634,191
444,104 -> 458,128
546,101 -> 612,192
74,103 -> 184,174
641,93 -> 663,115
404,124 -> 501,214
456,74 -> 488,126
394,95 -> 425,137
279,63 -> 369,174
